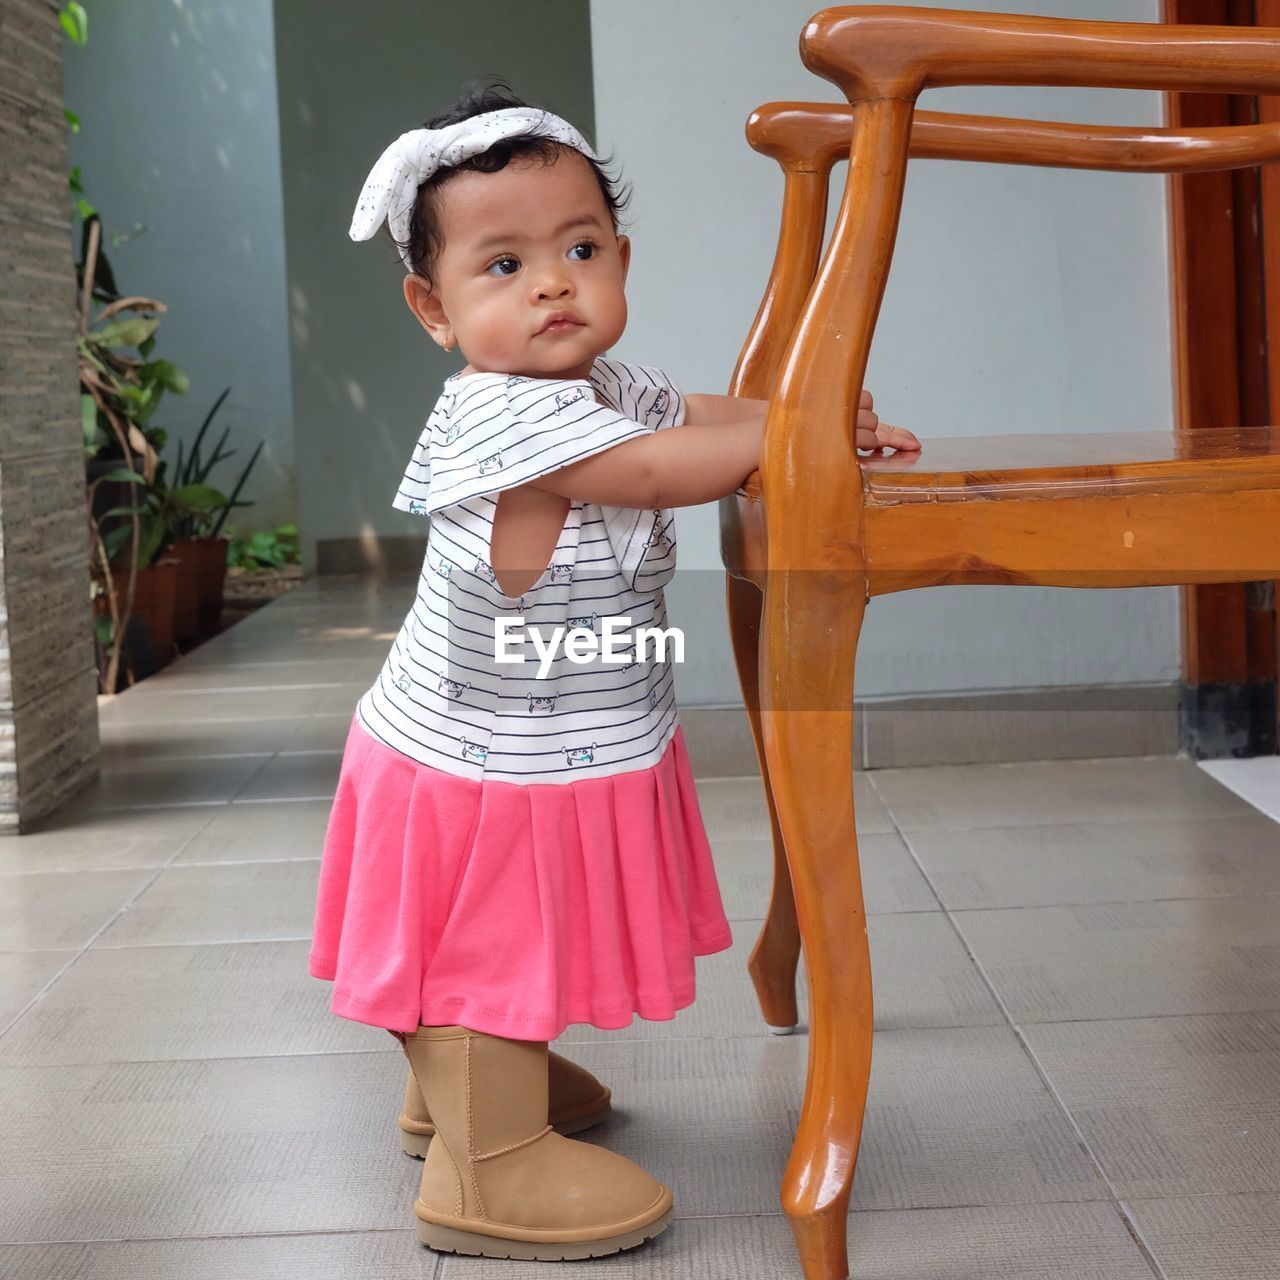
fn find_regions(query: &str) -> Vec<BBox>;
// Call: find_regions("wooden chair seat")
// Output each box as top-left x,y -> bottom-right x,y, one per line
720,9 -> 1280,1279
737,425 -> 1280,505
727,425 -> 1280,596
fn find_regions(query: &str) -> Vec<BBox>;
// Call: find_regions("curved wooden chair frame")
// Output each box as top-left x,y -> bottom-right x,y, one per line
719,8 -> 1280,1278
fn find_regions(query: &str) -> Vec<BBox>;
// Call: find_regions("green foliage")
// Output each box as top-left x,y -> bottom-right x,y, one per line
59,2 -> 88,45
227,523 -> 300,570
168,388 -> 263,542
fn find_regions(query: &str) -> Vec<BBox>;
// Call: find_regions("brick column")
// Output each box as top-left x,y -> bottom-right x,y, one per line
0,0 -> 100,831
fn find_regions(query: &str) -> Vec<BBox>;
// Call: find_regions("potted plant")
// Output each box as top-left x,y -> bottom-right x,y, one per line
78,212 -> 189,690
161,386 -> 264,641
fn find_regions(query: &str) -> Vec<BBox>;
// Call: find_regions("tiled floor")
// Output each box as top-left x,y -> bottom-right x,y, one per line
2,574 -> 1279,1279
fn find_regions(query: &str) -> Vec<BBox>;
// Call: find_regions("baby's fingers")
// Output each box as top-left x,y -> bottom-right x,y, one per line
856,421 -> 921,453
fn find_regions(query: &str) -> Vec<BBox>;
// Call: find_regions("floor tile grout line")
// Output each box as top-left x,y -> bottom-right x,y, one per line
865,771 -> 1172,1280
0,1198 -> 1144,1250
0,808 -> 226,1048
0,1021 -> 1022,1070
97,749 -> 345,762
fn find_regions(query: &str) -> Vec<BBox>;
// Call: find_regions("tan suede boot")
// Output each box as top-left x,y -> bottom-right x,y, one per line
402,1024 -> 673,1259
398,1052 -> 611,1157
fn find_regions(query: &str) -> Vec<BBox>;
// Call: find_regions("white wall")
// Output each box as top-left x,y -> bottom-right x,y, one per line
590,0 -> 1178,704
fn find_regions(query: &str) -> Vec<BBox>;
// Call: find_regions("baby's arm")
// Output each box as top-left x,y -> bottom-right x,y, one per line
687,391 -> 919,454
525,410 -> 767,510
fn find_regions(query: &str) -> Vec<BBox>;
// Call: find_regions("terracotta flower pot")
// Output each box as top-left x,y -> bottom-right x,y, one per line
92,556 -> 180,683
165,536 -> 230,642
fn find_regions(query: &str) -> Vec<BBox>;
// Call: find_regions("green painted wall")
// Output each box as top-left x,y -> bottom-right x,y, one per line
272,0 -> 595,567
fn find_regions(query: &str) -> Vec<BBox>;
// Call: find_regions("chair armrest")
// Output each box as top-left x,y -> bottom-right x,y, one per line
802,5 -> 1280,101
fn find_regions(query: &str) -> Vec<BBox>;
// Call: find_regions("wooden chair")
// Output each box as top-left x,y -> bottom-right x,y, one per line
719,8 -> 1280,1278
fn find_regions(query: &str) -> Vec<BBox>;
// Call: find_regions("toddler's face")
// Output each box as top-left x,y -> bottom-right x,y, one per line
404,148 -> 630,381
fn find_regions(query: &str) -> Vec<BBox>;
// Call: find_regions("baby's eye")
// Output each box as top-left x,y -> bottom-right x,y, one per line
486,255 -> 519,277
568,241 -> 597,261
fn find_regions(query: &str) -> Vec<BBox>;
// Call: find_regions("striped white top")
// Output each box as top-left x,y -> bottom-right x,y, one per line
354,356 -> 685,783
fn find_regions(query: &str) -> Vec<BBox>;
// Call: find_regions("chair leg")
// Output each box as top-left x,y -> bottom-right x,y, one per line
725,570 -> 801,1033
760,572 -> 871,1280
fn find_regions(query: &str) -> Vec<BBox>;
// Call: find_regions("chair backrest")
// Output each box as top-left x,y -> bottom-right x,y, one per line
731,99 -> 1280,401
743,7 -> 1280,520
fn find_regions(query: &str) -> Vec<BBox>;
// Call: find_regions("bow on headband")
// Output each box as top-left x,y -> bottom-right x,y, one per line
349,107 -> 598,272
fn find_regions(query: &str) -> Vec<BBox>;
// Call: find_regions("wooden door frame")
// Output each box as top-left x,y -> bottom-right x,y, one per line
1164,0 -> 1279,756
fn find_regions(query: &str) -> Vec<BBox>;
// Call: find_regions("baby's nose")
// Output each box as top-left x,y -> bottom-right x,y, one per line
534,270 -> 573,299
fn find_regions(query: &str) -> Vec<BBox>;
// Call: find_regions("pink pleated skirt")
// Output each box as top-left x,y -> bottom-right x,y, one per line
309,713 -> 734,1041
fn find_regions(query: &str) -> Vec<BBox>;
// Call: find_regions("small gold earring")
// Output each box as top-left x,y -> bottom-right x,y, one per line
443,336 -> 454,353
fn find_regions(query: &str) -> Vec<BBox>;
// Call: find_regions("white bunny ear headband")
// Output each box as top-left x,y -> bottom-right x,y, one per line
349,107 -> 598,273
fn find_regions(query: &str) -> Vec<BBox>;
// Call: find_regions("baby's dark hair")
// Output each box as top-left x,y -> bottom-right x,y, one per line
395,80 -> 632,288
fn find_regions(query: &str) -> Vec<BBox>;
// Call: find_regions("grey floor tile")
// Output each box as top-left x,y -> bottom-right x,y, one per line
234,750 -> 343,802
1126,1192 -> 1280,1280
0,1028 -> 1105,1247
121,657 -> 367,693
713,830 -> 940,919
0,805 -> 214,875
436,1204 -> 1154,1280
0,940 -> 375,1065
693,772 -> 894,842
906,811 -> 1280,909
95,861 -> 321,947
0,1233 -> 439,1280
551,1029 -> 1106,1215
954,897 -> 1280,1022
97,716 -> 313,759
285,711 -> 364,752
173,798 -> 333,864
0,1051 -> 420,1242
871,755 -> 1249,830
2,908 -> 995,1066
561,910 -> 999,1044
1025,1012 -> 1280,1199
315,685 -> 376,716
0,951 -> 75,1032
96,686 -> 333,725
0,869 -> 157,951
59,753 -> 271,811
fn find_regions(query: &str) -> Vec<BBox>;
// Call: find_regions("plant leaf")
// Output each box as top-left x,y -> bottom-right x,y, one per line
93,316 -> 159,350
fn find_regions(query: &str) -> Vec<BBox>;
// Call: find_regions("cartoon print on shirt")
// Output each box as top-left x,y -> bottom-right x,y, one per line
566,611 -> 599,634
459,738 -> 488,763
473,559 -> 527,604
649,686 -> 660,709
430,555 -> 454,579
444,419 -> 462,445
563,741 -> 598,766
477,451 -> 503,475
554,387 -> 588,413
408,498 -> 429,515
649,387 -> 669,418
526,693 -> 556,714
549,563 -> 572,585
438,676 -> 471,700
394,671 -> 413,694
645,510 -> 674,553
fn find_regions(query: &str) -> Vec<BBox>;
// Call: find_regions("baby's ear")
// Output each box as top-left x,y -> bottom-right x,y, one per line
616,233 -> 631,283
403,273 -> 449,340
